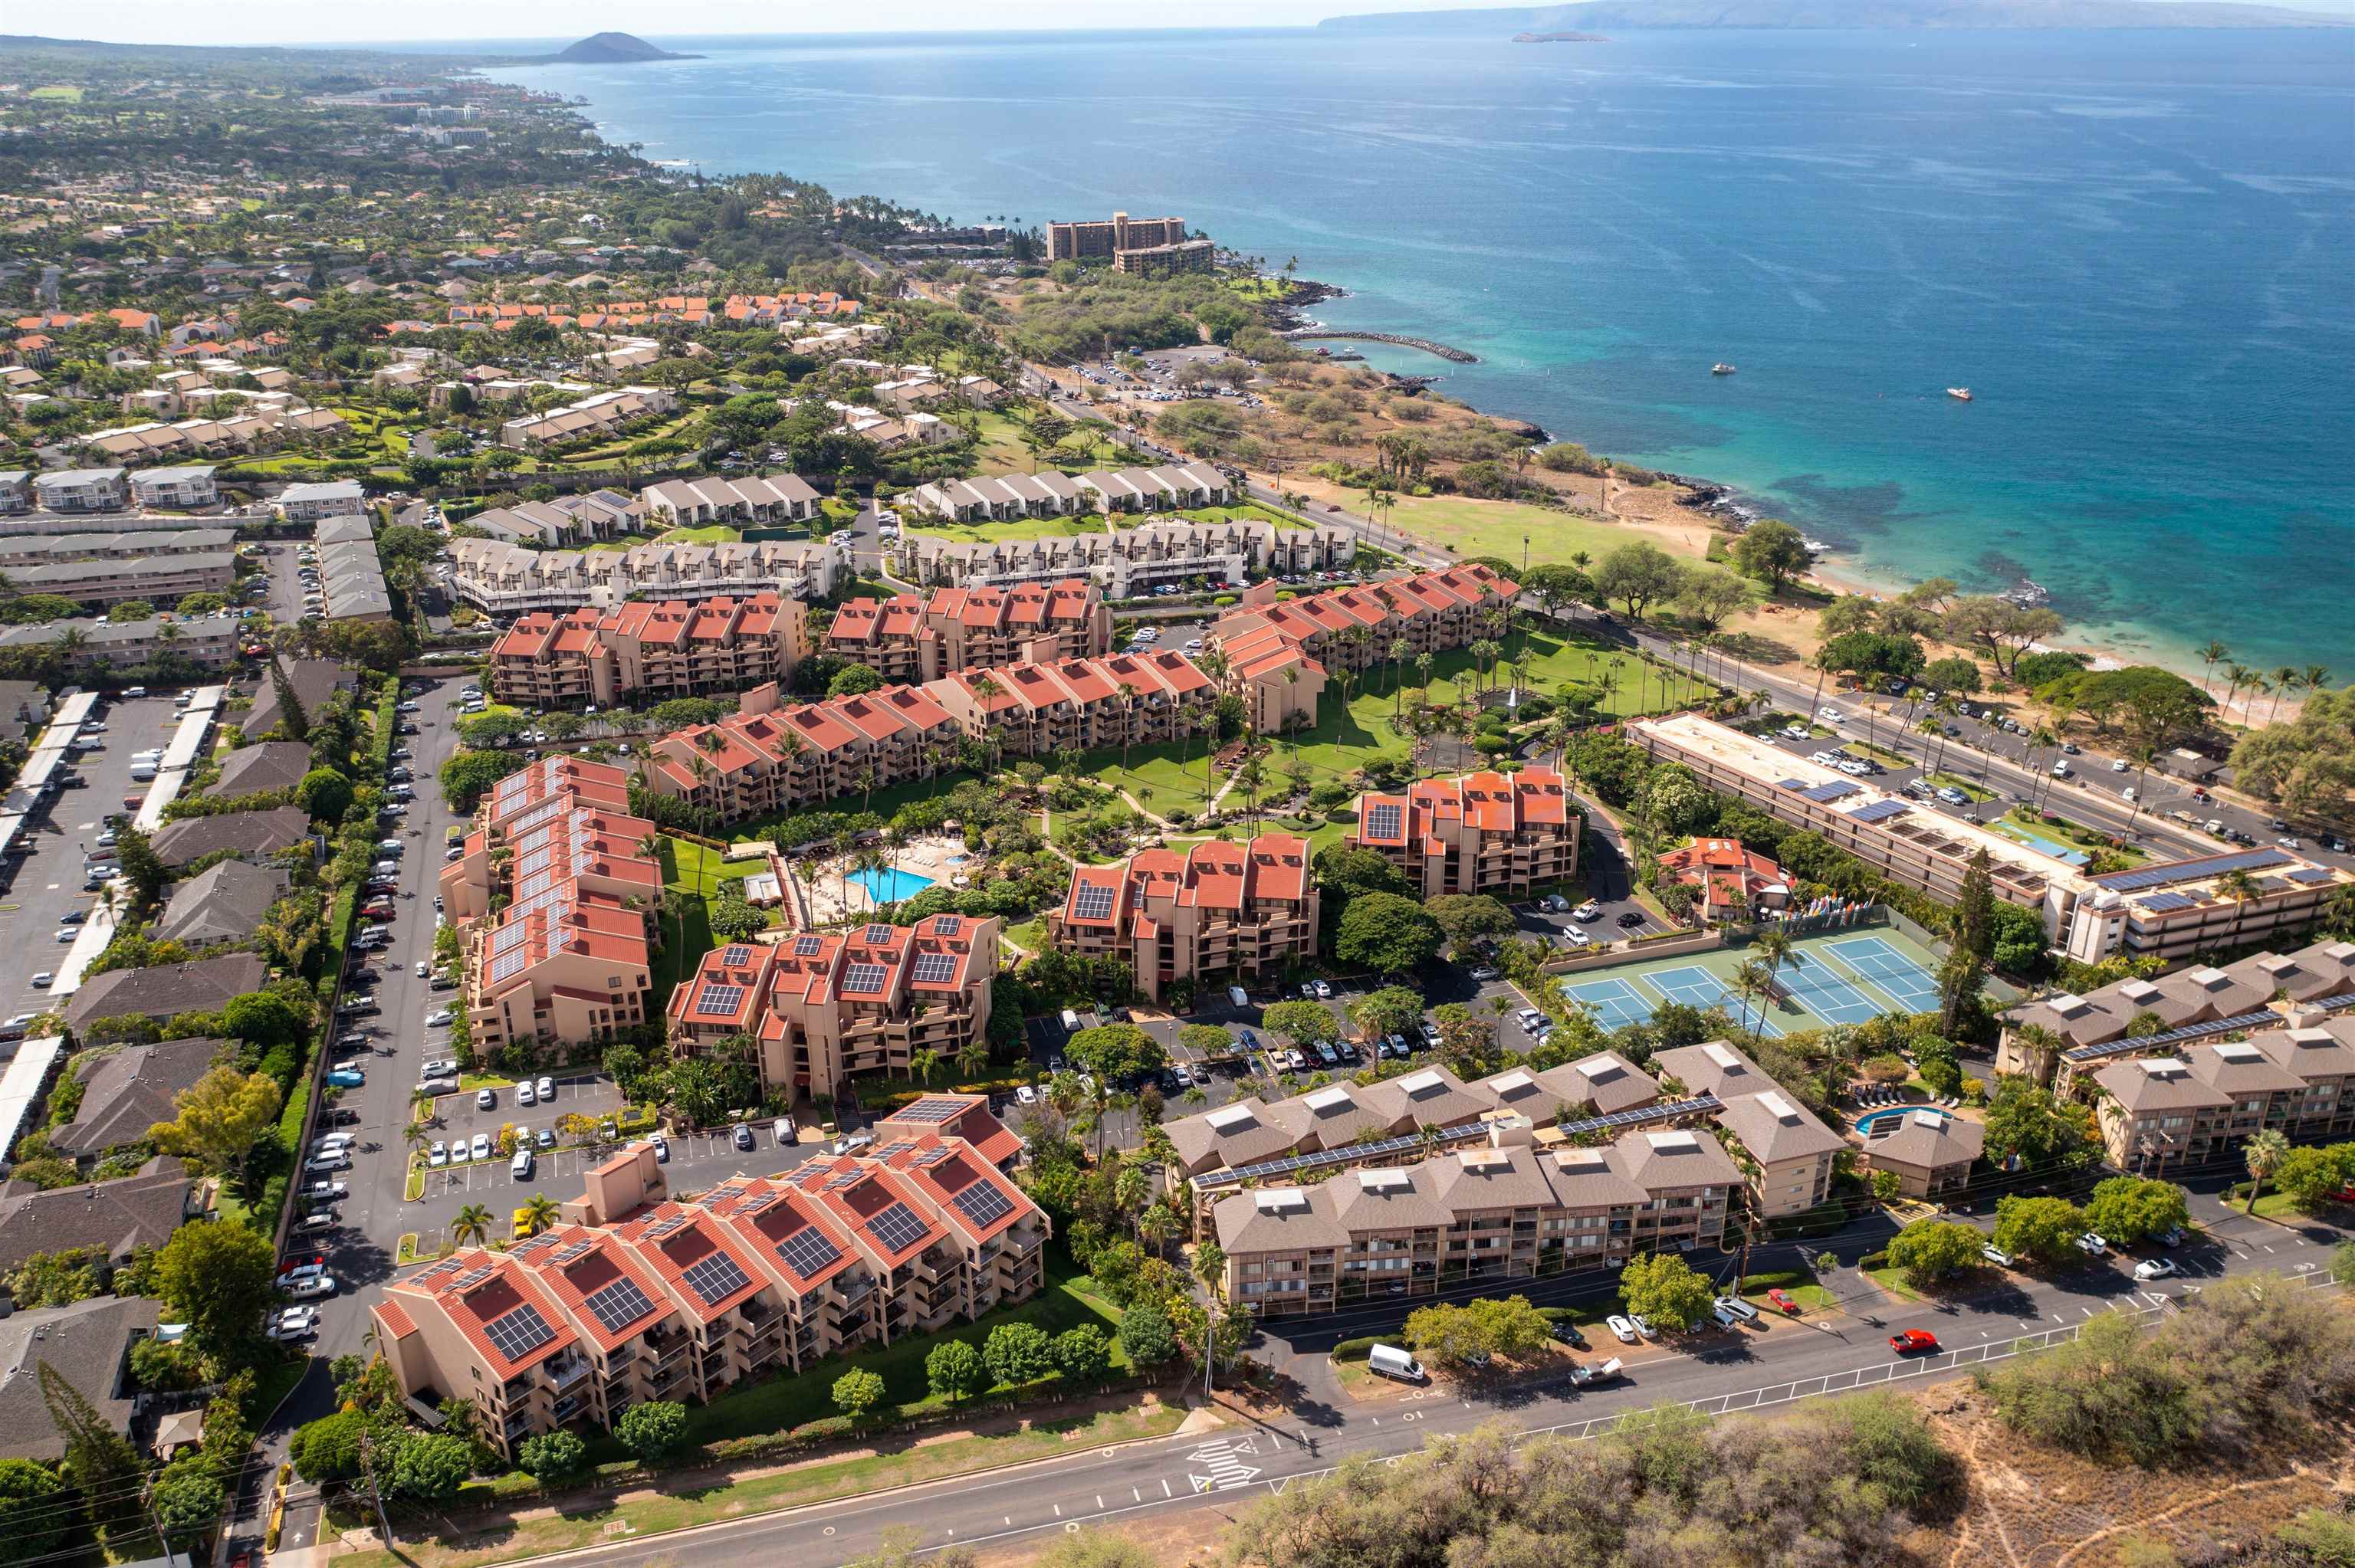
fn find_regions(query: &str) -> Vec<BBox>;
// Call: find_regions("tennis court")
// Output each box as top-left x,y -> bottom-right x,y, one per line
1825,935 -> 1943,1014
1772,950 -> 1885,1026
1562,976 -> 1655,1031
1650,963 -> 1784,1038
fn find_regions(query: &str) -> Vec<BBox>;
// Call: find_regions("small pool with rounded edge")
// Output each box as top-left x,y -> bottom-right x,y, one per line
849,867 -> 936,903
1854,1104 -> 1957,1138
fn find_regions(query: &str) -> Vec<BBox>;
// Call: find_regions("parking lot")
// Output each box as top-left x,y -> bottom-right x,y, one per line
0,691 -> 193,1012
251,541 -> 314,628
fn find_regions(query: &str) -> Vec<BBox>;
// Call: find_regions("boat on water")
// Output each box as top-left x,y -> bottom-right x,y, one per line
1946,387 -> 1973,402
1712,362 -> 1737,375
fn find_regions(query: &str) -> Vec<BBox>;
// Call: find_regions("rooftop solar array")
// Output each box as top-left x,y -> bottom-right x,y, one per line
642,1215 -> 689,1242
482,1304 -> 557,1362
1848,799 -> 1910,824
1070,883 -> 1118,921
2097,847 -> 2294,893
2061,1009 -> 2280,1062
678,1249 -> 752,1306
580,1277 -> 656,1334
451,1265 -> 496,1291
2288,867 -> 2337,885
695,982 -> 746,1016
794,935 -> 826,956
550,1239 -> 595,1265
871,1140 -> 918,1161
1197,1093 -> 1727,1189
931,915 -> 961,936
721,945 -> 753,966
892,1097 -> 966,1124
910,952 -> 959,985
775,1225 -> 842,1281
912,1144 -> 955,1166
865,1202 -> 931,1254
864,924 -> 894,944
2138,892 -> 2199,914
1364,802 -> 1404,840
1798,779 -> 1861,803
951,1181 -> 1014,1230
841,963 -> 889,994
1556,1094 -> 1726,1140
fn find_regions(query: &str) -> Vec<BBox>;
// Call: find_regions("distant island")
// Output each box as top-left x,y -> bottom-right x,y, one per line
545,32 -> 698,63
1325,0 -> 2348,28
1512,29 -> 1611,39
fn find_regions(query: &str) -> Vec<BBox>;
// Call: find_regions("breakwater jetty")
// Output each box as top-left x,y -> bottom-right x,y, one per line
1279,328 -> 1478,363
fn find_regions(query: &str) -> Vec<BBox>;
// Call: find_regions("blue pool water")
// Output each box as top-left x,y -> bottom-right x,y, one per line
2002,825 -> 2091,868
849,867 -> 936,903
1855,1105 -> 1957,1137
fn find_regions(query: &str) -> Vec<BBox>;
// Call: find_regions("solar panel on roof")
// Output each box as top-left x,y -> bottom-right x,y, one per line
841,963 -> 889,993
872,1140 -> 917,1161
951,1182 -> 1014,1230
2288,867 -> 2335,884
2061,1009 -> 2278,1062
678,1249 -> 751,1306
912,1144 -> 955,1165
893,1098 -> 965,1124
1800,780 -> 1861,803
931,915 -> 962,936
825,1169 -> 863,1190
721,945 -> 753,966
1364,802 -> 1404,840
775,1225 -> 842,1281
2099,847 -> 2294,893
488,949 -> 530,984
1071,884 -> 1118,920
550,1239 -> 595,1265
580,1277 -> 656,1334
864,923 -> 893,944
2138,891 -> 2199,914
1775,778 -> 1808,791
695,982 -> 746,1016
794,935 -> 825,956
911,952 -> 958,985
642,1215 -> 688,1241
865,1202 -> 931,1254
491,921 -> 532,956
482,1304 -> 557,1362
1848,799 -> 1909,824
452,1265 -> 496,1291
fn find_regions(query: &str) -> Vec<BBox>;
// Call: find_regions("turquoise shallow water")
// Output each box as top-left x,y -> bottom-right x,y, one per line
483,27 -> 2354,674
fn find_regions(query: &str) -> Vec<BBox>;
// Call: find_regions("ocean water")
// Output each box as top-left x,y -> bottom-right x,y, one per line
481,28 -> 2355,675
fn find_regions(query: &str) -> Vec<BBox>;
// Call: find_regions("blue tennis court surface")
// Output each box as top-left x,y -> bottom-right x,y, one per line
1649,963 -> 1783,1038
1774,952 -> 1884,1025
1826,936 -> 1943,1014
1563,976 -> 1654,1030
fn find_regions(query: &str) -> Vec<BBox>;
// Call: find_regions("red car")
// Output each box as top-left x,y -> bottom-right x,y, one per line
1889,1329 -> 1940,1355
1765,1288 -> 1801,1316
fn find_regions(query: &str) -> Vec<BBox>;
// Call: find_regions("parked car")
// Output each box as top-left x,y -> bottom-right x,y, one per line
429,1141 -> 448,1167
1549,1319 -> 1588,1348
324,1068 -> 364,1088
2133,1258 -> 2179,1281
536,1075 -> 553,1101
517,1080 -> 537,1107
2075,1232 -> 2110,1257
469,1133 -> 491,1161
1981,1244 -> 2014,1268
422,1058 -> 458,1079
475,1087 -> 496,1111
1608,1314 -> 1639,1344
1765,1288 -> 1801,1315
732,1124 -> 756,1151
283,1275 -> 337,1301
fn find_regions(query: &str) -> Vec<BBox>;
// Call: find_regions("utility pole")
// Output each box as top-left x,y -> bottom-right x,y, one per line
357,1432 -> 395,1549
140,1476 -> 180,1568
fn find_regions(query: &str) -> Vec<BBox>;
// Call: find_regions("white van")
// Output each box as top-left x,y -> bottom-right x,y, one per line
1367,1343 -> 1426,1384
1228,985 -> 1250,1009
128,762 -> 157,782
131,750 -> 163,765
1059,1009 -> 1081,1033
511,1149 -> 534,1180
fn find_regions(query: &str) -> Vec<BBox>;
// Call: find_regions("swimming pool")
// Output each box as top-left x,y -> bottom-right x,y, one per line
1854,1104 -> 1957,1138
1999,823 -> 2091,867
849,867 -> 936,903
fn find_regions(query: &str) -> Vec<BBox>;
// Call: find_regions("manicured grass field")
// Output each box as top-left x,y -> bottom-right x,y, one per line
655,525 -> 741,544
1385,494 -> 1670,570
652,837 -> 769,999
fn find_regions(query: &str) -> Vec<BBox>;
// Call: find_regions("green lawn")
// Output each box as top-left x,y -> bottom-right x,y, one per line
685,1251 -> 1124,1442
1737,1270 -> 1839,1313
1925,773 -> 1996,803
1384,494 -> 1670,571
655,525 -> 741,544
31,85 -> 84,101
652,837 -> 770,998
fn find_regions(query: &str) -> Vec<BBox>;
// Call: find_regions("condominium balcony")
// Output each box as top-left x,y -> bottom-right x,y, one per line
541,1351 -> 593,1393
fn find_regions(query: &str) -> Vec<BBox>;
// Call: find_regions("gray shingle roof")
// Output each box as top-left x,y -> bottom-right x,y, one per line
0,1156 -> 192,1271
0,1294 -> 162,1462
156,861 -> 290,945
151,804 -> 310,868
64,953 -> 268,1032
48,1037 -> 228,1159
205,740 -> 314,799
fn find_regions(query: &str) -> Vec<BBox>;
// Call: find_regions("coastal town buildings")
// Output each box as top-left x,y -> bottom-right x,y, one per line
891,513 -> 1352,597
1049,835 -> 1319,1004
1351,767 -> 1580,900
465,491 -> 642,547
639,474 -> 824,530
902,464 -> 1231,526
488,593 -> 810,707
448,536 -> 845,617
438,758 -> 659,1055
1657,838 -> 1792,920
1047,212 -> 1191,264
665,917 -> 1001,1101
498,385 -> 677,448
371,1119 -> 1045,1459
314,513 -> 392,622
637,651 -> 1217,822
1629,712 -> 2353,956
823,582 -> 1111,684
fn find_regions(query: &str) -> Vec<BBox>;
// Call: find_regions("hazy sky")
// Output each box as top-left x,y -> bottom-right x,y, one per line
68,1 -> 1372,48
63,0 -> 2340,47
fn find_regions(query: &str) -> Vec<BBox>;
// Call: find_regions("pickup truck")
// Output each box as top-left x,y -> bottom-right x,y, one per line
1569,1356 -> 1624,1386
1889,1329 -> 1940,1355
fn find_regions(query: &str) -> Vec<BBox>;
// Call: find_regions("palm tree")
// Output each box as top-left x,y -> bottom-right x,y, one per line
908,1045 -> 941,1087
1388,636 -> 1411,710
1752,925 -> 1794,984
2197,638 -> 2229,697
2242,1128 -> 2291,1214
2125,743 -> 2157,835
2027,724 -> 2061,809
519,1193 -> 560,1234
2269,664 -> 2301,724
452,1202 -> 494,1248
2304,664 -> 2332,713
1469,638 -> 1502,699
2008,1022 -> 2062,1088
1731,957 -> 1778,1048
2217,868 -> 2262,907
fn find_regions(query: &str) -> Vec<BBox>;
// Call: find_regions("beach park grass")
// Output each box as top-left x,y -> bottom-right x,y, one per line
1384,494 -> 1673,571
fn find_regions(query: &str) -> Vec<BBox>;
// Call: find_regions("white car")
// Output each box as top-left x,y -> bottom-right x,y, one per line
1630,1315 -> 1655,1338
415,960 -> 430,979
1562,927 -> 1592,949
283,1275 -> 337,1301
536,1076 -> 553,1101
475,1087 -> 496,1111
517,1081 -> 537,1107
422,1058 -> 458,1078
1571,902 -> 1602,923
2133,1258 -> 2179,1281
1981,1244 -> 2014,1268
1608,1314 -> 1639,1343
268,1308 -> 320,1342
294,1211 -> 337,1235
426,1009 -> 454,1028
448,1140 -> 470,1165
1015,1084 -> 1037,1105
470,1133 -> 491,1161
429,1141 -> 448,1166
2075,1232 -> 2110,1256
